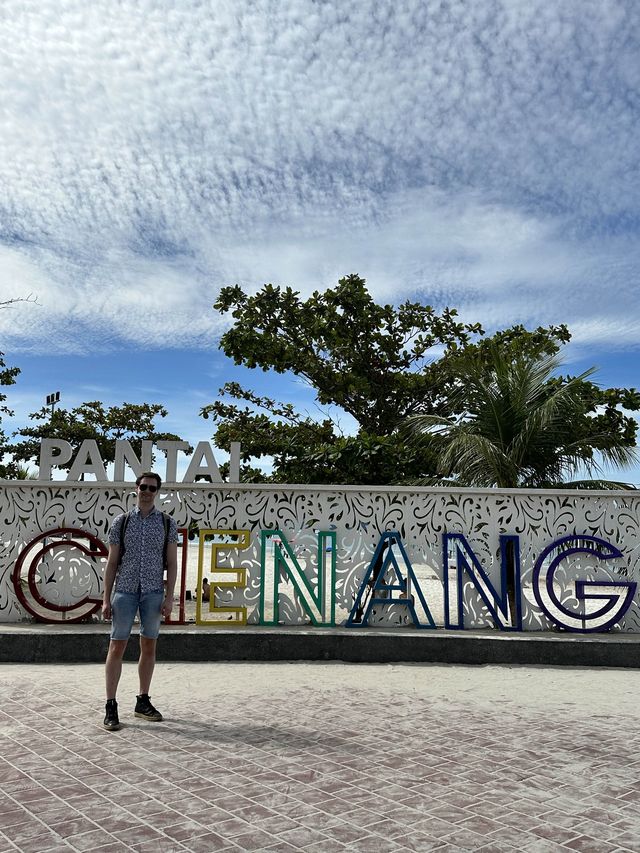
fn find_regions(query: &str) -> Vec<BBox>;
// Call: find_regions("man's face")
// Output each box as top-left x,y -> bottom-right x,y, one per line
137,477 -> 158,508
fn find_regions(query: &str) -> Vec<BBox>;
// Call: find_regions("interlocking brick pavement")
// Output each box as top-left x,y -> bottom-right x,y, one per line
1,661 -> 640,852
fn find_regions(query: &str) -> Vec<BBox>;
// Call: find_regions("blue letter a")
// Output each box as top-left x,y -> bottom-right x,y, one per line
347,532 -> 436,628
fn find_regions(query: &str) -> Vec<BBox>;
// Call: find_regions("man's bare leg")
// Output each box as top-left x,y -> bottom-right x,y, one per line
135,637 -> 163,721
105,639 -> 128,699
138,636 -> 157,695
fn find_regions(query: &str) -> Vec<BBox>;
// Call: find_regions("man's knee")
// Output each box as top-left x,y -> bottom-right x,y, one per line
107,639 -> 128,660
139,636 -> 157,657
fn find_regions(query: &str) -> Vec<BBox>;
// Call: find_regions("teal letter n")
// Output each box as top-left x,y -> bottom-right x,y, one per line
259,529 -> 336,626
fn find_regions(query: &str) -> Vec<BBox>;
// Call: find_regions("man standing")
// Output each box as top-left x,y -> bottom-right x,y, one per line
102,472 -> 178,731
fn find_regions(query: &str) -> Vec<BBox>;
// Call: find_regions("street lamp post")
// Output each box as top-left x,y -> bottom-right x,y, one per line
46,391 -> 60,420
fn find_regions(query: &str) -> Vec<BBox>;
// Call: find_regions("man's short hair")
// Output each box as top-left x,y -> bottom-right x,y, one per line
136,471 -> 162,488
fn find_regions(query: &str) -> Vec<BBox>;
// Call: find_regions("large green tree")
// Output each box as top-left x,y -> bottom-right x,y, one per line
205,274 -> 597,485
208,273 -> 490,483
12,401 -> 184,471
213,274 -> 485,434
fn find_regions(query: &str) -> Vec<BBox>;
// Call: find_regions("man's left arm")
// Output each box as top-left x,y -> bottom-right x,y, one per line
162,543 -> 178,618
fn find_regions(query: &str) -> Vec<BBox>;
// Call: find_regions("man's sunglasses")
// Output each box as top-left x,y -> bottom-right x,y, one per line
138,484 -> 158,493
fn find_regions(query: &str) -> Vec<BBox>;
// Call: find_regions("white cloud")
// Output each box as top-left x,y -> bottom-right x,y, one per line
0,0 -> 638,353
214,191 -> 640,341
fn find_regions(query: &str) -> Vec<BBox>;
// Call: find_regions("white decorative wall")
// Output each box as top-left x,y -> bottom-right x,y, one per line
2,482 -> 639,631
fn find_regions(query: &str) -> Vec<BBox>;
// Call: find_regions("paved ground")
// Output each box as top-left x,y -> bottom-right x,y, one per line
1,661 -> 640,852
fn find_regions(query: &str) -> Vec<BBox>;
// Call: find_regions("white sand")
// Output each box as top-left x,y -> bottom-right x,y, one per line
6,660 -> 640,716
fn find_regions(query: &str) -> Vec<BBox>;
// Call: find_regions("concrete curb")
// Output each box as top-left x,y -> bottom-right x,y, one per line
2,625 -> 640,667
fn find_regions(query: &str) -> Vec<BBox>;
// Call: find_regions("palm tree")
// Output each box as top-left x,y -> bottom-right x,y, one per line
403,347 -> 637,490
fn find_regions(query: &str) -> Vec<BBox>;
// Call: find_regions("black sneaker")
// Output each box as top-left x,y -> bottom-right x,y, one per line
134,694 -> 163,722
103,699 -> 120,731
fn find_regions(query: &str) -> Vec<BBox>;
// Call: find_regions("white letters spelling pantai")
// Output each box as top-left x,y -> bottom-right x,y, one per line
38,439 -> 241,484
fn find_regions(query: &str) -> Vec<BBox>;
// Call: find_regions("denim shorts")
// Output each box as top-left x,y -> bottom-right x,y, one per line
111,591 -> 163,641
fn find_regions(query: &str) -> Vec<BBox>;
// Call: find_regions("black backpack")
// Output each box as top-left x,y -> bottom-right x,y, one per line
119,510 -> 171,569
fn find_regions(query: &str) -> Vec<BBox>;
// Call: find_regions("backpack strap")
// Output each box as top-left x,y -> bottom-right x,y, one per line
118,511 -> 132,565
162,512 -> 170,570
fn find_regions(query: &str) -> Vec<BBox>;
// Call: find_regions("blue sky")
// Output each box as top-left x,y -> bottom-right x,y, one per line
1,0 -> 640,481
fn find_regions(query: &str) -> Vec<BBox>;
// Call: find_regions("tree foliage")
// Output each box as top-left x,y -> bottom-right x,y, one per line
0,351 -> 21,478
0,295 -> 39,477
207,273 -> 491,482
212,274 -> 485,434
209,383 -> 428,484
204,274 -> 621,486
12,401 -> 184,470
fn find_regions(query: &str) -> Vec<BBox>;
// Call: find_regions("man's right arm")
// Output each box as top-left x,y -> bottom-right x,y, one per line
102,544 -> 120,620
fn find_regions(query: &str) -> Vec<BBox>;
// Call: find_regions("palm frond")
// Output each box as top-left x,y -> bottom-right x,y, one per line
556,479 -> 638,491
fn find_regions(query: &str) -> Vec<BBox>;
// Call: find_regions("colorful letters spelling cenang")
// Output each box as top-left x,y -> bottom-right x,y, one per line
195,528 -> 635,634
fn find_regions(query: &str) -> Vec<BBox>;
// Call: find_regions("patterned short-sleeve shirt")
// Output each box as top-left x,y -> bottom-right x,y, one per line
109,506 -> 179,594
